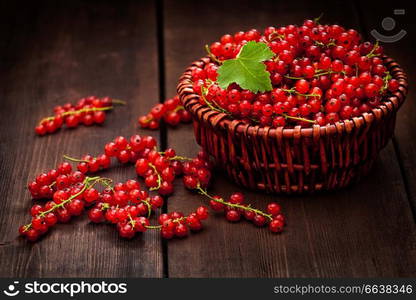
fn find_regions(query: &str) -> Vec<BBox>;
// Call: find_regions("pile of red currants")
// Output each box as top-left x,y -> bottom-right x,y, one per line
189,18 -> 400,127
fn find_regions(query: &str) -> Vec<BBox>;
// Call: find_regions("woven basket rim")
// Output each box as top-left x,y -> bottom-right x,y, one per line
178,55 -> 408,138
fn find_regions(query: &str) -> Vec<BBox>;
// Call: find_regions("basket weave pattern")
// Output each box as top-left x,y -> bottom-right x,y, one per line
178,56 -> 408,194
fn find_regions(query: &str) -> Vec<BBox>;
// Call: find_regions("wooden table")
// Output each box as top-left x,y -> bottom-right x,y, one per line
1,0 -> 415,278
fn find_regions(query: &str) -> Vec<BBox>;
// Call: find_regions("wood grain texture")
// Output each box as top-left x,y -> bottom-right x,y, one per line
0,0 -> 163,277
354,0 -> 416,219
163,0 -> 416,277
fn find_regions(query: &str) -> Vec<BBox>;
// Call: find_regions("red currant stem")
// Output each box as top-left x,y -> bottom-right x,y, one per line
314,40 -> 336,47
48,181 -> 56,188
148,163 -> 162,191
204,44 -> 223,65
157,152 -> 192,161
111,99 -> 127,105
284,75 -> 306,80
366,40 -> 380,58
94,177 -> 113,188
313,12 -> 324,24
282,113 -> 316,124
63,154 -> 90,163
23,176 -> 102,231
100,179 -> 114,191
314,69 -> 344,76
157,152 -> 191,161
101,203 -> 110,211
272,55 -> 280,62
207,101 -> 228,114
195,184 -> 273,221
314,71 -> 334,76
39,106 -> 114,124
128,213 -> 137,227
142,198 -> 152,218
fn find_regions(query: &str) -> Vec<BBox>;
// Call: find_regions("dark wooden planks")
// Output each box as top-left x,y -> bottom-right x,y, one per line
163,0 -> 416,277
0,0 -> 163,277
354,0 -> 416,218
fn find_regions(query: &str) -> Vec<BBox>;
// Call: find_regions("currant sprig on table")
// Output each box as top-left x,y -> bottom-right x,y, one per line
21,133 -> 285,242
181,155 -> 285,233
21,175 -> 111,241
138,95 -> 192,130
35,96 -> 126,136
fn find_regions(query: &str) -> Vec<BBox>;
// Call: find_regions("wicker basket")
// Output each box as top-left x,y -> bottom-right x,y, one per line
177,56 -> 408,194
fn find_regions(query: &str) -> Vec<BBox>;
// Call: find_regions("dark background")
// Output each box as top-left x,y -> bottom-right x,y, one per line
0,0 -> 415,278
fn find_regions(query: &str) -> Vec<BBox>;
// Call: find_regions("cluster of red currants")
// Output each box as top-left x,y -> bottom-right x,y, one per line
35,96 -> 125,136
28,162 -> 76,199
191,18 -> 401,127
157,206 -> 209,239
86,178 -> 175,239
68,134 -> 180,196
187,176 -> 285,232
21,169 -> 206,241
138,95 -> 192,130
21,173 -> 107,241
207,192 -> 285,233
181,151 -> 213,189
136,147 -> 214,196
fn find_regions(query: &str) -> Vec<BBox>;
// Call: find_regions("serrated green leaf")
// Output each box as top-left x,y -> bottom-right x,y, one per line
217,41 -> 274,93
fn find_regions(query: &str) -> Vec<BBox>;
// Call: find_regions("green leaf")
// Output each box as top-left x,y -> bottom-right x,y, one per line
217,41 -> 274,93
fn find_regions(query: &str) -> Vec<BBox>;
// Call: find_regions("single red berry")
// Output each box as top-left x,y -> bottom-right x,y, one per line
244,209 -> 256,220
150,195 -> 164,209
67,199 -> 84,216
44,212 -> 58,226
97,154 -> 111,169
35,124 -> 47,136
161,228 -> 174,239
229,192 -> 244,204
269,219 -> 284,233
196,206 -> 209,220
266,202 -> 281,216
183,176 -> 198,189
125,179 -> 140,191
295,79 -> 310,94
253,214 -> 267,227
30,204 -> 43,217
84,188 -> 100,203
158,214 -> 170,225
174,223 -> 189,238
26,228 -> 40,242
93,111 -> 106,124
